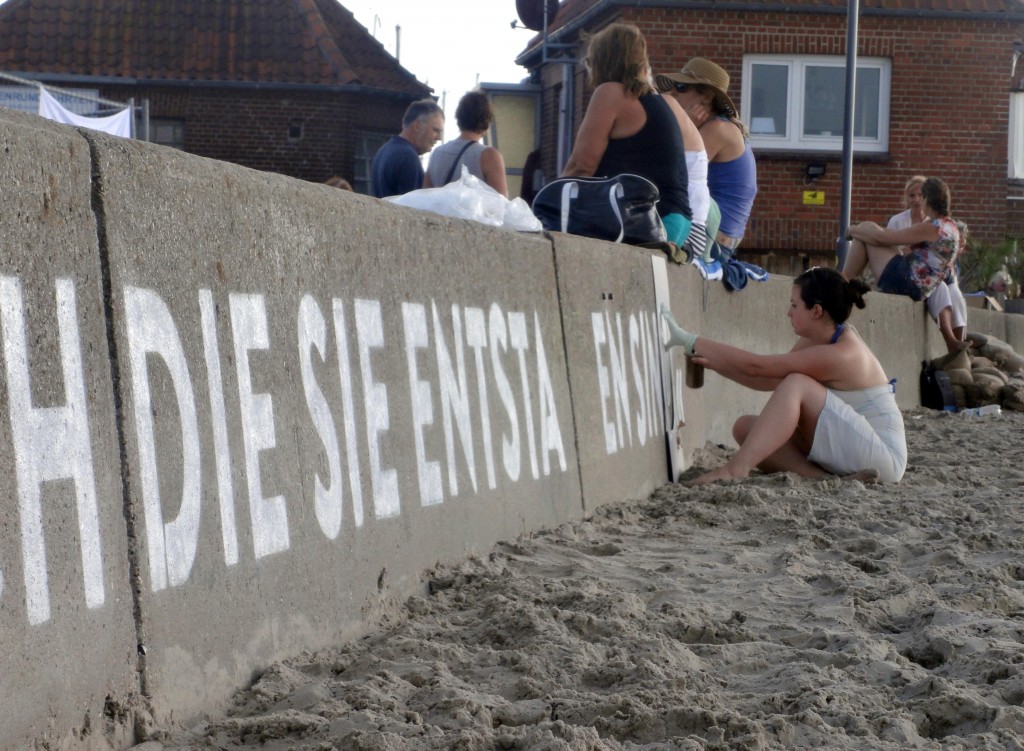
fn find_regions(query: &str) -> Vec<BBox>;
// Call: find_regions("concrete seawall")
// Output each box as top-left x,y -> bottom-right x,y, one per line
1,108 -> 1015,749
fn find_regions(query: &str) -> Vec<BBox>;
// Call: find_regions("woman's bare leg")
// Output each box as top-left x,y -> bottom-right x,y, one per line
841,238 -> 870,280
688,374 -> 829,485
937,306 -> 966,352
842,239 -> 899,285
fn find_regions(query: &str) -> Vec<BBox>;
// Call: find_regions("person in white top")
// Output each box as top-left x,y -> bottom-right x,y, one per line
887,175 -> 968,352
657,75 -> 715,262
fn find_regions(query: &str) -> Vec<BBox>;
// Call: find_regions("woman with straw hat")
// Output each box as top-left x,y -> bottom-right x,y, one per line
656,58 -> 758,253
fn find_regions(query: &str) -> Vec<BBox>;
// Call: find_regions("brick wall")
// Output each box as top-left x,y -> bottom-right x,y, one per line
97,84 -> 414,189
535,8 -> 1024,261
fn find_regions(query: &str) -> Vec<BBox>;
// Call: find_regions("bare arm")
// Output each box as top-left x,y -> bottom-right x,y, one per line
692,336 -> 851,389
848,219 -> 938,247
480,147 -> 508,197
561,84 -> 624,177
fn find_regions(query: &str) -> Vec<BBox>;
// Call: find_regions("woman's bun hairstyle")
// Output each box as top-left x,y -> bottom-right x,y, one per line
846,278 -> 870,311
794,267 -> 868,324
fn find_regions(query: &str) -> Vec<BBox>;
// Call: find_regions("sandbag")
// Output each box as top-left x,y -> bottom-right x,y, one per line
971,367 -> 1008,385
999,353 -> 1024,374
972,372 -> 1006,391
1001,382 -> 1024,411
965,382 -> 1000,407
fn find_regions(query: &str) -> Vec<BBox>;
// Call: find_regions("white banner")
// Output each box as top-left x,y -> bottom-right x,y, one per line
37,88 -> 132,138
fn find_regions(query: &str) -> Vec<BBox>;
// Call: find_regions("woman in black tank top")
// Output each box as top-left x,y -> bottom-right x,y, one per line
560,23 -> 692,247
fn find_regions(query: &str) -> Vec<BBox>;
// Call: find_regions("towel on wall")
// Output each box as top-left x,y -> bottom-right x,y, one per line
38,88 -> 132,138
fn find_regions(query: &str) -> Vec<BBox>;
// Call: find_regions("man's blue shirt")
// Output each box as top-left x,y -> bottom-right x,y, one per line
370,136 -> 422,198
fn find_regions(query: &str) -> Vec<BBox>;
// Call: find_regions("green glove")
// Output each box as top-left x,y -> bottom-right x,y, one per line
660,304 -> 697,355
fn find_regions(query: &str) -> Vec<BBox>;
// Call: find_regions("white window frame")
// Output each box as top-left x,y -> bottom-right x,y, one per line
1010,92 -> 1024,180
741,55 -> 891,153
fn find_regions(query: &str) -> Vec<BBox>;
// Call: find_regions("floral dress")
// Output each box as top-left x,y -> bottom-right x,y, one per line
908,216 -> 960,298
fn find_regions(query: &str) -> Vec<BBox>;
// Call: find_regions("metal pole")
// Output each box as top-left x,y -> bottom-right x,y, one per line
836,0 -> 860,269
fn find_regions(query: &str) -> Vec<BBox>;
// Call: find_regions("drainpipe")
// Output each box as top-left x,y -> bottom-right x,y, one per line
836,0 -> 859,269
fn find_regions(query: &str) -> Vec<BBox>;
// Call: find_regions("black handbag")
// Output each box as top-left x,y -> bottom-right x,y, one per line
531,173 -> 667,246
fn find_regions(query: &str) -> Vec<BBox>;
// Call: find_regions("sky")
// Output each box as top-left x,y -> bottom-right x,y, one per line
341,0 -> 534,140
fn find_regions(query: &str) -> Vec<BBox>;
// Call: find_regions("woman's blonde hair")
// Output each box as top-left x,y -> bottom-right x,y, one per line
584,23 -> 653,98
904,174 -> 927,194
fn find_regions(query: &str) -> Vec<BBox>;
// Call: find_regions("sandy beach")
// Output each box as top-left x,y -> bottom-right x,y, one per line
149,407 -> 1024,751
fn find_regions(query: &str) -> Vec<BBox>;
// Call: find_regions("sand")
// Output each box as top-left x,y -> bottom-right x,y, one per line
149,407 -> 1024,751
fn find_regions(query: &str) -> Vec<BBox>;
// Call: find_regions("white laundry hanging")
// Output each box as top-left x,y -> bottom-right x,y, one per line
37,87 -> 132,138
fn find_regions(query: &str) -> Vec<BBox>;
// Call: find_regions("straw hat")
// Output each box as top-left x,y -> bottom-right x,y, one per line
655,58 -> 738,117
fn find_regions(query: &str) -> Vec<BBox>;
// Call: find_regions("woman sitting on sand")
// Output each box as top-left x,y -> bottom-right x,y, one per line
662,267 -> 907,485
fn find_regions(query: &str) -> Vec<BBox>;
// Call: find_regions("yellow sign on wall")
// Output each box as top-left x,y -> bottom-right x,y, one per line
803,191 -> 825,205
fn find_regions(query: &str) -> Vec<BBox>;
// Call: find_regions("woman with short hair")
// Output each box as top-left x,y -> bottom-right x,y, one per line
425,89 -> 508,196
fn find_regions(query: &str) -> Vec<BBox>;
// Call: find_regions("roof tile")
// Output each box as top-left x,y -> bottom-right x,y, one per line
0,0 -> 431,96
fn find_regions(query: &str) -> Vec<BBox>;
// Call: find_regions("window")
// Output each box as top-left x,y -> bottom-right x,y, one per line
150,119 -> 185,150
742,55 -> 891,153
353,131 -> 390,195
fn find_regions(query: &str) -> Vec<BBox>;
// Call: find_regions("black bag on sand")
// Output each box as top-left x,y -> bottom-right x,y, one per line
531,174 -> 667,246
920,360 -> 956,411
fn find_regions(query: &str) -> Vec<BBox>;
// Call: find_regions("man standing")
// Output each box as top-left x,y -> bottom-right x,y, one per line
370,99 -> 445,198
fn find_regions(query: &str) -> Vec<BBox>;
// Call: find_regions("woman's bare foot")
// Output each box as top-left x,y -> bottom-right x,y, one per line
684,463 -> 750,487
841,468 -> 880,484
942,334 -> 968,353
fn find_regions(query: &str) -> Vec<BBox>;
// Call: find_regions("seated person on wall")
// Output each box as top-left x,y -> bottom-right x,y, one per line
656,57 -> 756,254
425,90 -> 508,197
561,22 -> 693,248
887,175 -> 969,352
662,267 -> 907,486
649,71 -> 713,261
842,177 -> 961,332
370,99 -> 445,199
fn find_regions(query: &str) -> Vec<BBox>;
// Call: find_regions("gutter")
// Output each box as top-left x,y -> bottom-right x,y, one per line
516,0 -> 1024,66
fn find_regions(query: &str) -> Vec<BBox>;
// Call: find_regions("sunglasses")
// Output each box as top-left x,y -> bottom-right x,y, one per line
673,83 -> 691,93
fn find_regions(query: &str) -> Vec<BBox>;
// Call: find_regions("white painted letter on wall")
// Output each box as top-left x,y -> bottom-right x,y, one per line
2,277 -> 104,624
230,293 -> 289,558
125,286 -> 202,592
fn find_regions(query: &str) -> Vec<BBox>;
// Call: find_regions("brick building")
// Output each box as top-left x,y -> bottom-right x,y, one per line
0,0 -> 432,193
517,0 -> 1024,271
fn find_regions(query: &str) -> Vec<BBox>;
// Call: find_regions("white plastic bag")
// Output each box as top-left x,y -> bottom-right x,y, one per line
387,167 -> 542,232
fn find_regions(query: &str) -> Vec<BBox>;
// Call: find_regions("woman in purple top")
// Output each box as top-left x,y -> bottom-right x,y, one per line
658,58 -> 757,251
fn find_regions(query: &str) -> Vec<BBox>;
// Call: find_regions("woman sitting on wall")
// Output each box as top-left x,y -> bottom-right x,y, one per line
656,57 -> 757,254
561,23 -> 693,248
841,177 -> 960,311
662,267 -> 907,486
